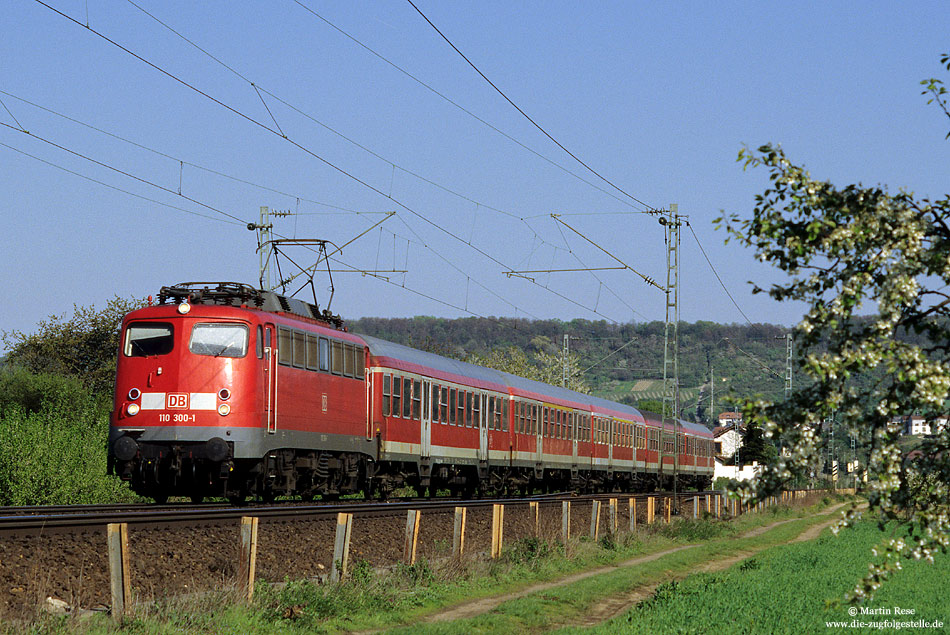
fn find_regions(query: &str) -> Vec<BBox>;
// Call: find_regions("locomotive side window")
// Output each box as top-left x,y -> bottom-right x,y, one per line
355,346 -> 365,378
343,344 -> 354,377
307,335 -> 320,370
412,380 -> 421,419
392,375 -> 401,417
382,374 -> 391,416
331,340 -> 344,375
278,328 -> 292,365
292,331 -> 306,368
403,378 -> 412,418
256,325 -> 263,359
190,323 -> 249,358
319,337 -> 330,372
124,323 -> 174,357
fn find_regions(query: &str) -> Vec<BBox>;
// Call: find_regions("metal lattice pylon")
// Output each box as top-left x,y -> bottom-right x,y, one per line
661,204 -> 682,494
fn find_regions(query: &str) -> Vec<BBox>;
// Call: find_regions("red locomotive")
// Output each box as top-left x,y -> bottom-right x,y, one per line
109,282 -> 714,503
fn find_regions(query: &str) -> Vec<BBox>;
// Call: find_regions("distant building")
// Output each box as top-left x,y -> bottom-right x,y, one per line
904,415 -> 930,436
714,458 -> 762,482
713,423 -> 744,458
718,411 -> 743,427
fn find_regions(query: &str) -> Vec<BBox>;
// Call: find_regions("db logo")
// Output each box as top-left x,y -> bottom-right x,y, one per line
167,393 -> 188,409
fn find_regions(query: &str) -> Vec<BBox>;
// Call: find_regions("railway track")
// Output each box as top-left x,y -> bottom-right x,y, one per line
0,490 -> 721,536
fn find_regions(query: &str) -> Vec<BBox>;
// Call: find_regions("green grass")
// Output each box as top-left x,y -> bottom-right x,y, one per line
19,496 -> 853,634
575,520 -> 950,634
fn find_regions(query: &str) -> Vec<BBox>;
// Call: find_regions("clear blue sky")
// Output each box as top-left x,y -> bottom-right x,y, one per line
2,1 -> 948,350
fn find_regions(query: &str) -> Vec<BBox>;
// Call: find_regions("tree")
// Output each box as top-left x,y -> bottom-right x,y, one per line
739,421 -> 776,466
2,296 -> 144,396
716,53 -> 950,601
467,345 -> 591,394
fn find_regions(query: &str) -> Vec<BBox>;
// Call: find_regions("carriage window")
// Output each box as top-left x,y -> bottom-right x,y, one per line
382,374 -> 391,416
190,323 -> 249,358
441,386 -> 448,423
502,399 -> 508,432
465,392 -> 473,428
412,380 -> 421,419
432,384 -> 440,423
403,378 -> 412,418
307,335 -> 320,370
392,375 -> 401,417
487,397 -> 495,430
125,322 -> 174,357
449,389 -> 457,425
331,340 -> 344,375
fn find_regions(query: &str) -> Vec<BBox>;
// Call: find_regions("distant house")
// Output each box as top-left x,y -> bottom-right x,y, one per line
713,423 -> 744,458
718,411 -> 743,427
903,415 -> 930,436
714,457 -> 762,482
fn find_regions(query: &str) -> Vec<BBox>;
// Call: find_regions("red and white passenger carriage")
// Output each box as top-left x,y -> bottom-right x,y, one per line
109,283 -> 713,502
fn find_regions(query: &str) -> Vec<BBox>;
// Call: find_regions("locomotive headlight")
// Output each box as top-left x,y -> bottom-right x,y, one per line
177,301 -> 191,315
126,403 -> 141,416
217,403 -> 231,416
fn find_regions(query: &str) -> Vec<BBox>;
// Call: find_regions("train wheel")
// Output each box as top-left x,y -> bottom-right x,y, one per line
152,492 -> 169,504
190,495 -> 204,504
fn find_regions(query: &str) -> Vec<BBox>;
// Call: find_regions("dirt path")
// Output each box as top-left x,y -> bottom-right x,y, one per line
417,501 -> 856,629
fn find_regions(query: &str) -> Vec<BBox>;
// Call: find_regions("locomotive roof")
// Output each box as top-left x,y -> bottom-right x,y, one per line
359,333 -> 711,437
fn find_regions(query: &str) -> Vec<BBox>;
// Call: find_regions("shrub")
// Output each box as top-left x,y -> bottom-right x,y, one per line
0,369 -> 135,504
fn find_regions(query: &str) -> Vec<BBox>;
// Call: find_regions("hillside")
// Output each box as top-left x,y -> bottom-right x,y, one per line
348,316 -> 795,426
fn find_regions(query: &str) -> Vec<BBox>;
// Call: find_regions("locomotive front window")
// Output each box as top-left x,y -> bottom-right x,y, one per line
125,323 -> 174,357
189,323 -> 249,358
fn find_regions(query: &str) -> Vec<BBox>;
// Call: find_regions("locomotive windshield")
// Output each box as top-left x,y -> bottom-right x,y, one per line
189,323 -> 248,358
124,323 -> 174,357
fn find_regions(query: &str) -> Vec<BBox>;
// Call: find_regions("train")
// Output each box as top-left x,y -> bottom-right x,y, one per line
108,282 -> 714,503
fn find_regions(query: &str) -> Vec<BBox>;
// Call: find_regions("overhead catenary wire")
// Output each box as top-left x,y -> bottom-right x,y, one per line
688,224 -> 754,326
0,140 -> 240,225
406,0 -> 656,212
36,0 -> 628,324
550,214 -> 663,291
121,0 -> 649,305
0,121 -> 247,225
289,0 -> 645,212
122,0 -> 650,325
0,89 -> 389,217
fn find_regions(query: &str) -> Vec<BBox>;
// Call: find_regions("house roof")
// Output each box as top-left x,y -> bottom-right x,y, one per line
713,424 -> 744,438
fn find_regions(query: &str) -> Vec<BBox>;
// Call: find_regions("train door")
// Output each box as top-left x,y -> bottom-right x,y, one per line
477,393 -> 488,463
607,418 -> 614,472
535,405 -> 543,467
262,323 -> 277,434
571,411 -> 578,471
421,380 -> 432,460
